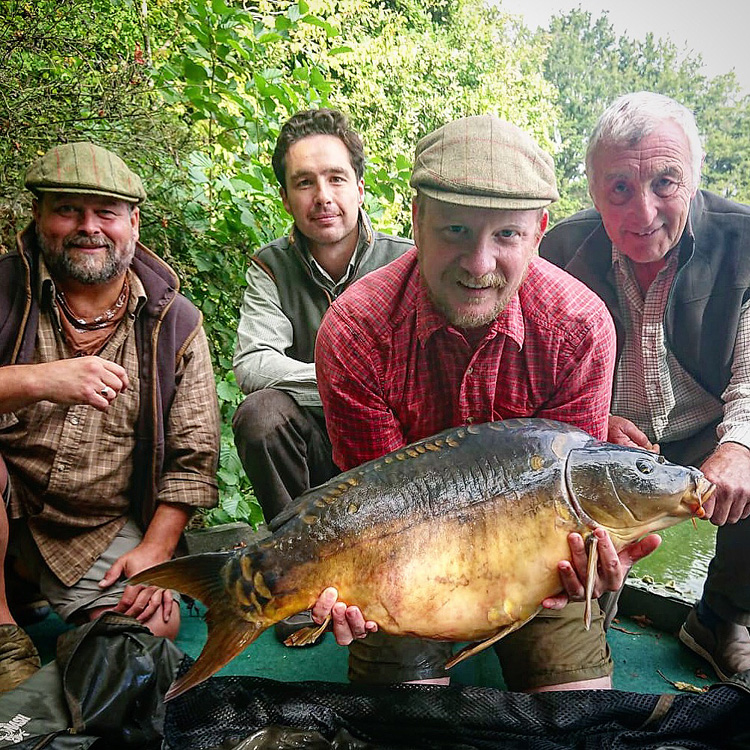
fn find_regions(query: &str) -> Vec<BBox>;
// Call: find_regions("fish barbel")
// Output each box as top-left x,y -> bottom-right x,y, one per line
130,418 -> 713,699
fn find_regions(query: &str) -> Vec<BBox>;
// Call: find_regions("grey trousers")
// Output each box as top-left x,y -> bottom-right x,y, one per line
232,389 -> 339,522
661,421 -> 750,625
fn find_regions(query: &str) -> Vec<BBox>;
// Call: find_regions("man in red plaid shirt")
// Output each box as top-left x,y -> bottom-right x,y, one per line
310,115 -> 660,692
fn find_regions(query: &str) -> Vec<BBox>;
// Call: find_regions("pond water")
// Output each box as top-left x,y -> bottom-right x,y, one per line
628,519 -> 717,601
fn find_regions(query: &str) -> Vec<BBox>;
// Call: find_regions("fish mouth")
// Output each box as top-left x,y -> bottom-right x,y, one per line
688,476 -> 715,519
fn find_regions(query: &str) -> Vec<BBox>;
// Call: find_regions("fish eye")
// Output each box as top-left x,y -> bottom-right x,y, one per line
636,458 -> 654,474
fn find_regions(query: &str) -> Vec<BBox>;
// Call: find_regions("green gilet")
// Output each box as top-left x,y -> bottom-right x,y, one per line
251,211 -> 412,363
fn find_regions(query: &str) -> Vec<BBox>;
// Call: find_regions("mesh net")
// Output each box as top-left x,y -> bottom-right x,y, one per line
163,657 -> 750,750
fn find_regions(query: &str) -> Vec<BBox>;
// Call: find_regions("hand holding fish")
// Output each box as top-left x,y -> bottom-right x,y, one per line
312,587 -> 378,645
129,419 -> 713,699
699,442 -> 750,525
541,528 -> 662,610
100,541 -> 177,624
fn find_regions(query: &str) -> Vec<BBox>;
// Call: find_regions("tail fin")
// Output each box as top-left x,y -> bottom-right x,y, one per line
129,552 -> 266,700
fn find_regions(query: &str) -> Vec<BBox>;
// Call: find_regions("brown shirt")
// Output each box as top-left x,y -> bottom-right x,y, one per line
0,258 -> 219,586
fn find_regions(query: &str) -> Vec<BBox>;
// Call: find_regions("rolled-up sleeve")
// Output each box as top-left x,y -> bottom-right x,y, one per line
158,326 -> 220,508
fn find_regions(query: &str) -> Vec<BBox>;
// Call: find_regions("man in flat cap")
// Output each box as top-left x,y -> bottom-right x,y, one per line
308,115 -> 658,691
0,142 -> 220,692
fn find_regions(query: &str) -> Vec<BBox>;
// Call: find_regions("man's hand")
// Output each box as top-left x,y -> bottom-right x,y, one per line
99,541 -> 175,624
542,528 -> 662,609
700,442 -> 750,525
608,415 -> 659,452
0,357 -> 129,414
40,357 -> 129,411
311,586 -> 378,646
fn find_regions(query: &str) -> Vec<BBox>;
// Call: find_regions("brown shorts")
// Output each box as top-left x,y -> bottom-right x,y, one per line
9,518 -> 179,623
348,600 -> 612,691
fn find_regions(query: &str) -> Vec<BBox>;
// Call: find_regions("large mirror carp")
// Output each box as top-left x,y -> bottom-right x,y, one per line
130,418 -> 713,699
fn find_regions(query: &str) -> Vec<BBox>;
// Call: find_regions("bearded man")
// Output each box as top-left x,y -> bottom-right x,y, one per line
310,115 -> 658,692
0,142 -> 220,692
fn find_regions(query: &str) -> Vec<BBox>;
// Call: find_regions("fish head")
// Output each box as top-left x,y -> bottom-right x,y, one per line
564,444 -> 713,547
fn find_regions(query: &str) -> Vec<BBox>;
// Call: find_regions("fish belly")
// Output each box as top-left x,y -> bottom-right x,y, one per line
272,496 -> 579,642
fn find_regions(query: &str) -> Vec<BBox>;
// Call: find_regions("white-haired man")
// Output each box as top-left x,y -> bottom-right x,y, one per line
541,91 -> 750,681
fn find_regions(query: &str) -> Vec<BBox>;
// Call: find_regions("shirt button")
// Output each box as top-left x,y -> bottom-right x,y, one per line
467,367 -> 474,374
69,416 -> 79,425
466,416 -> 474,424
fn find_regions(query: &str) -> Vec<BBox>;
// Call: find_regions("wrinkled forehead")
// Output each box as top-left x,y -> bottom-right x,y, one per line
590,120 -> 693,183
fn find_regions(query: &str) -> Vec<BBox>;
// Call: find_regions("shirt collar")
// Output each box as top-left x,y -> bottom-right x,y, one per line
414,269 -> 526,350
38,254 -> 146,319
290,208 -> 371,287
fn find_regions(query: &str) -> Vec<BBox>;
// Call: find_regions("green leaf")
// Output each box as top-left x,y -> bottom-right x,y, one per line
184,59 -> 208,83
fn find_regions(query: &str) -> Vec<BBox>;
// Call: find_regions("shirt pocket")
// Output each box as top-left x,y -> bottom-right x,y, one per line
100,377 -> 140,437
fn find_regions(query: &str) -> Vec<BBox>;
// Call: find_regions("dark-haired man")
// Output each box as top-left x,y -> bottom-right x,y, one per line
0,142 -> 220,692
232,109 -> 410,522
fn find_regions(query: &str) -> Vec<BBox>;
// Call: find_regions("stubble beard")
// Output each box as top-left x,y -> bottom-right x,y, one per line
423,265 -> 513,329
36,227 -> 136,285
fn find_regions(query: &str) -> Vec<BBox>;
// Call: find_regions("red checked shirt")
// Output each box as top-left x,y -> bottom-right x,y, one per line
316,248 -> 616,471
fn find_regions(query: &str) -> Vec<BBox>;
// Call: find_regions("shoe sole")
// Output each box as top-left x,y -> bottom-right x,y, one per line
678,624 -> 729,682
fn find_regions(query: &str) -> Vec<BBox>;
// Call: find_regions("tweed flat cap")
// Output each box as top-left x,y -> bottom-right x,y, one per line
410,115 -> 559,209
25,142 -> 146,203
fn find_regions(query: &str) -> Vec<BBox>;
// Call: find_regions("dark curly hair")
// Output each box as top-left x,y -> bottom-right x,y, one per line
272,108 -> 365,189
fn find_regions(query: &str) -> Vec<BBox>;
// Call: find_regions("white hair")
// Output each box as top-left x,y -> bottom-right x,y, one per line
585,92 -> 704,192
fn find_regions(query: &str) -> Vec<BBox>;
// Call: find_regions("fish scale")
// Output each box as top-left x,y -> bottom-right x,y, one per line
130,418 -> 712,700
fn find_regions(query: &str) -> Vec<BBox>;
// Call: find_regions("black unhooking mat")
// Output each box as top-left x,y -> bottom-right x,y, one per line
163,657 -> 750,750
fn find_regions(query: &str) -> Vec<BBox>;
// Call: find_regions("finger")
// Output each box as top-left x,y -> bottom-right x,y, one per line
312,586 -> 339,624
123,586 -> 158,619
593,528 -> 621,578
344,606 -> 368,639
708,499 -> 730,526
99,561 -> 124,589
101,359 -> 130,390
622,534 -> 661,567
566,532 -> 588,578
331,601 -> 354,645
556,559 -> 584,601
136,589 -> 164,623
162,589 -> 174,622
542,593 -> 569,609
112,584 -> 139,612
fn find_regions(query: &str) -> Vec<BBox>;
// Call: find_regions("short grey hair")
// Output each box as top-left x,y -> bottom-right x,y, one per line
585,92 -> 704,192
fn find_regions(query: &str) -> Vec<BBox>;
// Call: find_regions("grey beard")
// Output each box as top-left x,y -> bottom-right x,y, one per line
37,229 -> 135,285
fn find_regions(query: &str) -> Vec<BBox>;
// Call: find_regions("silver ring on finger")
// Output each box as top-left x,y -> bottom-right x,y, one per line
100,386 -> 112,398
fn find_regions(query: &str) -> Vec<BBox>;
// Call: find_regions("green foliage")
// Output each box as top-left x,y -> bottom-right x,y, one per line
540,8 -> 750,220
4,0 -> 750,528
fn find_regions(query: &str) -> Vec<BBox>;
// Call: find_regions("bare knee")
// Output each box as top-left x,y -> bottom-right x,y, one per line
527,675 -> 612,693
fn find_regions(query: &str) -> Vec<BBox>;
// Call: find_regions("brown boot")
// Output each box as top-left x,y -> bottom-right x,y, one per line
0,625 -> 41,693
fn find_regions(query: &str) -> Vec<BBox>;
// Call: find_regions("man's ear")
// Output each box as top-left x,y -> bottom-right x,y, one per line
411,197 -> 420,247
534,210 -> 549,248
357,177 -> 365,207
31,197 -> 41,222
130,205 -> 140,240
280,187 -> 291,215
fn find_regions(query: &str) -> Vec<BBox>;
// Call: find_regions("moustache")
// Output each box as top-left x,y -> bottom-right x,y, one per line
453,270 -> 507,289
64,234 -> 115,251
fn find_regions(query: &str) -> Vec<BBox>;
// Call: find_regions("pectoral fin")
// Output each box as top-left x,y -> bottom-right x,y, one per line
584,533 -> 599,631
445,606 -> 543,670
283,616 -> 331,647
